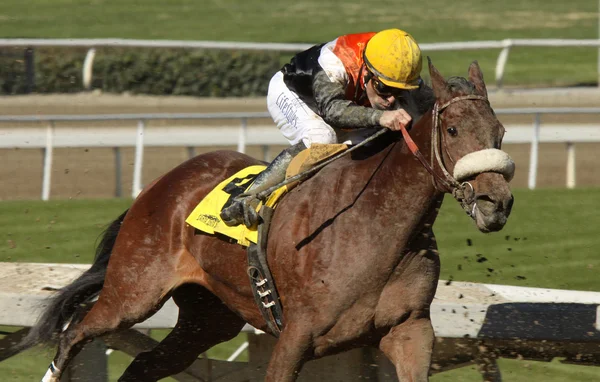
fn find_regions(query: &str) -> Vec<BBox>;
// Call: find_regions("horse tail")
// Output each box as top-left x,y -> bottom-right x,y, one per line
13,209 -> 129,352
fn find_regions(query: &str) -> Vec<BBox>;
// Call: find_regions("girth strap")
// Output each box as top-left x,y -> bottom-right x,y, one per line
246,206 -> 284,335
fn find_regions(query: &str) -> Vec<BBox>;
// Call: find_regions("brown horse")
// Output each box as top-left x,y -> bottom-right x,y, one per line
25,59 -> 514,382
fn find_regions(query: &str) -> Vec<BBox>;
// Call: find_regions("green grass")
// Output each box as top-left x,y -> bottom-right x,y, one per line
0,330 -> 247,382
432,358 -> 600,382
2,189 -> 598,289
0,199 -> 131,264
0,188 -> 599,381
436,188 -> 600,291
0,0 -> 597,87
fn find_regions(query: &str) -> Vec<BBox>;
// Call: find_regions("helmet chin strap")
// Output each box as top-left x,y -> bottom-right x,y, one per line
363,67 -> 373,87
355,64 -> 372,103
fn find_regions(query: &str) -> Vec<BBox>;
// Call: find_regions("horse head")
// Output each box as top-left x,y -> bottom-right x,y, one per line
426,57 -> 514,233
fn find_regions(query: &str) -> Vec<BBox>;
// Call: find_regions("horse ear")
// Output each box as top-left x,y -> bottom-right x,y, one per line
468,60 -> 488,98
427,56 -> 450,101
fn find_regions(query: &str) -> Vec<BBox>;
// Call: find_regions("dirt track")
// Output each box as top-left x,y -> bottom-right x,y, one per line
0,90 -> 599,200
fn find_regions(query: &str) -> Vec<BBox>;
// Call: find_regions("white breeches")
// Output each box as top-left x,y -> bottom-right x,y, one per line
267,71 -> 336,148
267,71 -> 381,148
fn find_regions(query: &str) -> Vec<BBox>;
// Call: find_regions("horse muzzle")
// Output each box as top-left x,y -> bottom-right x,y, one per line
453,149 -> 515,233
472,189 -> 514,233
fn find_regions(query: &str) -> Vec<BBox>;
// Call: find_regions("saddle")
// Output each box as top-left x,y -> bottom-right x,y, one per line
186,143 -> 347,335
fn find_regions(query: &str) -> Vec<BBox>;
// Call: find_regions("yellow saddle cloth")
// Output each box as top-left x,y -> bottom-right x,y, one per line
185,143 -> 347,247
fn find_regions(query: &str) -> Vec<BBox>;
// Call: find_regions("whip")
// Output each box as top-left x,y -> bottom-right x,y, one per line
254,128 -> 389,201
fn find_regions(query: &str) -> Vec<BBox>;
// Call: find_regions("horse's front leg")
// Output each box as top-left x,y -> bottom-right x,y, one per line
376,242 -> 440,382
379,312 -> 435,382
264,320 -> 312,382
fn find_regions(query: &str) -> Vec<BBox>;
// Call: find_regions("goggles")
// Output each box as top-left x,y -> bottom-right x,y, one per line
371,77 -> 403,97
365,67 -> 422,98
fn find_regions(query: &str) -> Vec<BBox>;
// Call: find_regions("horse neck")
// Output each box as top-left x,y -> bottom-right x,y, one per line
387,109 -> 438,197
370,108 -> 442,232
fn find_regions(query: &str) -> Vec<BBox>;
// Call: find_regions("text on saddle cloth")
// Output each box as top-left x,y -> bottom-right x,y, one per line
186,165 -> 280,247
185,143 -> 348,247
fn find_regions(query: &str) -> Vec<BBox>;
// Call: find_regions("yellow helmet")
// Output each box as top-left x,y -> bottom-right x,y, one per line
364,29 -> 422,90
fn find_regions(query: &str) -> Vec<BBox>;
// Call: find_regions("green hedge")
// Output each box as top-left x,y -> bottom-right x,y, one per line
0,47 -> 281,96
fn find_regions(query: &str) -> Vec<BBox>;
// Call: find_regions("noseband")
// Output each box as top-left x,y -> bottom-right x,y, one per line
396,94 -> 489,216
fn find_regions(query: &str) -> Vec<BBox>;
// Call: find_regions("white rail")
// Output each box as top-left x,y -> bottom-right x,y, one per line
0,38 -> 599,89
0,108 -> 598,200
2,263 -> 599,364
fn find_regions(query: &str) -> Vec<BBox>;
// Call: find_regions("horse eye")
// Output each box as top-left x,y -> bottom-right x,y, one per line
447,127 -> 458,136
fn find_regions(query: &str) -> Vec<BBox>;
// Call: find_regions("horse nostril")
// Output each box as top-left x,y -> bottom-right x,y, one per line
475,194 -> 496,215
476,194 -> 513,216
505,195 -> 515,214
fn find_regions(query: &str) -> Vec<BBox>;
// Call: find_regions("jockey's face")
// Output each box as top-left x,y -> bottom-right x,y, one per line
366,77 -> 408,111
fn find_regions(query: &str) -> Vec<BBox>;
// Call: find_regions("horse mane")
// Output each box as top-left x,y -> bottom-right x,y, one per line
446,76 -> 476,94
396,83 -> 435,121
397,76 -> 476,121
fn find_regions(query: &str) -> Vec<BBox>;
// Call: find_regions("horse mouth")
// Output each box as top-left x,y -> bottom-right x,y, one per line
472,194 -> 514,233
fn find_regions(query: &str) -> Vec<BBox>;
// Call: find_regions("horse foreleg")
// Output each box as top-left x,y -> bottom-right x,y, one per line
118,283 -> 245,382
264,321 -> 312,382
379,315 -> 434,382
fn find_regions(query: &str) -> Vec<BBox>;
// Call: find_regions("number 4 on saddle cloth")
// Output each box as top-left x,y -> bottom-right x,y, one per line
185,143 -> 348,247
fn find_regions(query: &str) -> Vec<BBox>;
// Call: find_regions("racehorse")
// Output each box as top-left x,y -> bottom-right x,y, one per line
24,58 -> 514,382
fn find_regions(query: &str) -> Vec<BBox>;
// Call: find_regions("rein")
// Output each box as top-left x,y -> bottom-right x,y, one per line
396,94 -> 489,216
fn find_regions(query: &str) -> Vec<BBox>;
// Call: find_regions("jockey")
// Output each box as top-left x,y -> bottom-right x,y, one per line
221,28 -> 424,228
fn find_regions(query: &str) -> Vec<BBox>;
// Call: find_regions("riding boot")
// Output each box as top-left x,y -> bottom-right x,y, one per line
220,142 -> 307,228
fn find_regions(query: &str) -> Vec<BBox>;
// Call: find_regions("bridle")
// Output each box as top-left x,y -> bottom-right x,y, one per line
396,94 -> 489,217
